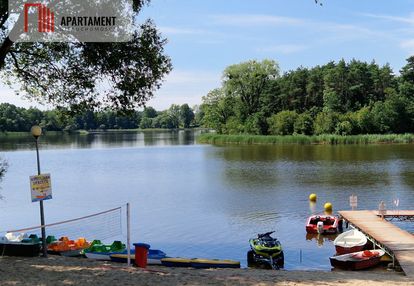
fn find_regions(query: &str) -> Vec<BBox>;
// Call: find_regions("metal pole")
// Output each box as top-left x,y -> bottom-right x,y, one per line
127,203 -> 131,267
35,137 -> 47,258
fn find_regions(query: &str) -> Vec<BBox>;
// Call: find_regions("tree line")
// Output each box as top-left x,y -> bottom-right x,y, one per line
0,103 -> 197,132
198,57 -> 414,135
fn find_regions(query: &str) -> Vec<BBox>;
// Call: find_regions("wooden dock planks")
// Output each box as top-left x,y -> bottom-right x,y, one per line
339,210 -> 414,277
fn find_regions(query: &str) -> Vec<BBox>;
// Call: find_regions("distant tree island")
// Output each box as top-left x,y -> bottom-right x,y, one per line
0,103 -> 197,132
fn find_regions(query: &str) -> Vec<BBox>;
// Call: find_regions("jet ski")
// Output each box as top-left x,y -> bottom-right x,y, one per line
247,231 -> 284,270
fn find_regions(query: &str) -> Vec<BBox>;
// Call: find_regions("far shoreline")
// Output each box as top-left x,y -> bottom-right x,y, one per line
1,130 -> 414,145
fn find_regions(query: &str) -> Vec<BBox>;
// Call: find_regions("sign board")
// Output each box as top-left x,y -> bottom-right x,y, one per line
30,173 -> 52,202
349,195 -> 358,209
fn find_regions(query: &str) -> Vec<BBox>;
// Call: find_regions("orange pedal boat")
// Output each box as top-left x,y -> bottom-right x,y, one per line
48,237 -> 90,256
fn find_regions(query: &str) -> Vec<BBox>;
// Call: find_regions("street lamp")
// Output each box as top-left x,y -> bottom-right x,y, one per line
31,125 -> 47,257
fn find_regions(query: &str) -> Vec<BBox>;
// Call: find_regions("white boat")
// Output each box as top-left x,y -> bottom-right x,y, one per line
334,229 -> 367,255
1,232 -> 27,242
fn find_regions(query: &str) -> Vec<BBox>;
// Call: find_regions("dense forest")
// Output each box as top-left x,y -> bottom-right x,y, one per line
0,103 -> 197,132
199,57 -> 414,136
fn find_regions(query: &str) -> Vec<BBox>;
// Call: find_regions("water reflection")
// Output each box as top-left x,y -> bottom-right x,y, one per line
0,130 -> 206,151
216,144 -> 414,163
401,171 -> 414,190
213,145 -> 405,191
224,167 -> 279,189
309,202 -> 317,214
306,233 -> 336,247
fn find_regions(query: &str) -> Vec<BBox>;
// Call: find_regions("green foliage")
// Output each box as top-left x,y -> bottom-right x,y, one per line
354,106 -> 373,134
179,104 -> 195,128
399,56 -> 414,100
201,58 -> 411,136
139,117 -> 152,129
223,59 -> 280,116
143,107 -> 158,118
166,104 -> 180,129
370,101 -> 395,133
294,113 -> 314,135
313,111 -> 339,135
192,105 -> 204,127
323,88 -> 342,112
200,88 -> 234,133
0,103 -> 197,132
268,110 -> 298,135
224,116 -> 244,134
244,112 -> 268,135
335,120 -> 353,135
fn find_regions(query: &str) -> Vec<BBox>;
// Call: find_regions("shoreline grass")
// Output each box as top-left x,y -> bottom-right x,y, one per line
197,133 -> 414,145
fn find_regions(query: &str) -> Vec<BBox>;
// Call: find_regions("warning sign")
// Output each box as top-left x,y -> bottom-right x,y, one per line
30,173 -> 52,202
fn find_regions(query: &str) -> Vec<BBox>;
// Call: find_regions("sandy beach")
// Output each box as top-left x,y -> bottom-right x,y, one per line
1,256 -> 413,286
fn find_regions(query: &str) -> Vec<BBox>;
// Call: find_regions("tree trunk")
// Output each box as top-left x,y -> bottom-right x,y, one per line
0,37 -> 13,68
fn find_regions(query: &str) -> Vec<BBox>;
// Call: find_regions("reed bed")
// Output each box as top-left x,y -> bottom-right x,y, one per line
197,133 -> 414,145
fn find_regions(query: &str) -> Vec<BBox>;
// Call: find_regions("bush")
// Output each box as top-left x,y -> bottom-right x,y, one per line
335,120 -> 353,135
294,113 -> 314,135
354,107 -> 373,134
244,112 -> 268,135
224,116 -> 244,134
139,117 -> 152,129
268,110 -> 298,135
313,111 -> 340,135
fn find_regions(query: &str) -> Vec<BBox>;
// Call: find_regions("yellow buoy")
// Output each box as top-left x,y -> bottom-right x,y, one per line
324,202 -> 333,212
309,193 -> 317,202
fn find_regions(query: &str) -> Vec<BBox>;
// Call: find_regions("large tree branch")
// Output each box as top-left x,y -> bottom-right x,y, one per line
10,51 -> 49,95
0,36 -> 13,68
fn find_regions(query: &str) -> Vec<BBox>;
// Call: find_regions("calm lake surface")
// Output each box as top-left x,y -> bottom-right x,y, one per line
0,130 -> 413,270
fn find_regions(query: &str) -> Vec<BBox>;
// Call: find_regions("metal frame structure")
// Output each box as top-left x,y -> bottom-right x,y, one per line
380,215 -> 414,222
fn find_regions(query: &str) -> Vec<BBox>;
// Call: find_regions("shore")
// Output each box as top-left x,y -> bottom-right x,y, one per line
1,256 -> 412,286
197,133 -> 414,145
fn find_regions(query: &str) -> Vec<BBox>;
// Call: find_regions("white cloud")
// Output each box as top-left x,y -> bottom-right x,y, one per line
400,39 -> 414,53
159,26 -> 206,35
257,44 -> 308,54
147,69 -> 221,110
209,13 -> 386,43
162,70 -> 220,85
360,12 -> 414,25
210,14 -> 304,27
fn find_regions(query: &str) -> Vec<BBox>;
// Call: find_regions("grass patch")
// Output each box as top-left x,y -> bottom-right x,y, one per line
197,133 -> 414,145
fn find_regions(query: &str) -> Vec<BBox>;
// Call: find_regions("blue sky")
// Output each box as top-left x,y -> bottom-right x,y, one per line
2,0 -> 414,110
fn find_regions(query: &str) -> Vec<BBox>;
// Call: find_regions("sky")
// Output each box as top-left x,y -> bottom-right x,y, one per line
1,0 -> 414,110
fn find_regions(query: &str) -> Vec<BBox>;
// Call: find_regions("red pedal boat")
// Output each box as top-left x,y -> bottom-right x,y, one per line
330,249 -> 385,270
305,215 -> 339,234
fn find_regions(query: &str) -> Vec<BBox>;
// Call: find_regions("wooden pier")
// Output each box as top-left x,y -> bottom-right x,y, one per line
338,210 -> 414,277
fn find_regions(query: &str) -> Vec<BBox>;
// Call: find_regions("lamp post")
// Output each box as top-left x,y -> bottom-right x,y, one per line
31,125 -> 47,258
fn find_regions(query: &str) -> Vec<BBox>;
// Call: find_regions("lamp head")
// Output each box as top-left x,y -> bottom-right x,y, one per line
31,125 -> 42,138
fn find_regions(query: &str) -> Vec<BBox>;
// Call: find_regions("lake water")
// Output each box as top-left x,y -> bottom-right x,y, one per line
0,130 -> 413,270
